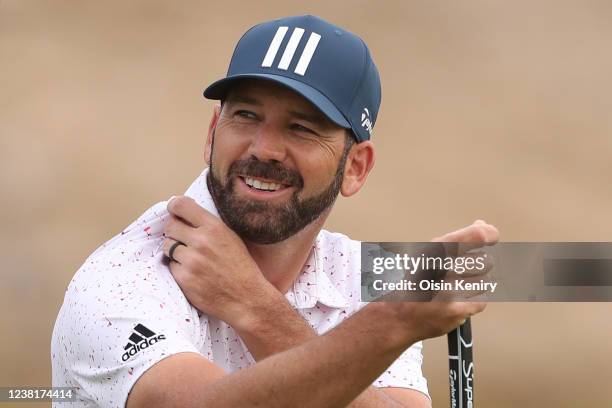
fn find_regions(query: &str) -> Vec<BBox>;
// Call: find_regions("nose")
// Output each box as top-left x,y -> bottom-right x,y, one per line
246,123 -> 287,163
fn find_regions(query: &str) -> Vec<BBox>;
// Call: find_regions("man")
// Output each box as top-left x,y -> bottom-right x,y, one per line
52,15 -> 498,407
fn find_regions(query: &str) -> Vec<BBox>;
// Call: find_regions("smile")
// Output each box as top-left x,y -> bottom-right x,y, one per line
243,177 -> 284,192
236,176 -> 293,199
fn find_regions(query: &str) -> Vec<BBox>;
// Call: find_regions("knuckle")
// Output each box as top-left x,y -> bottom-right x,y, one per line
475,301 -> 488,313
181,250 -> 198,269
208,216 -> 222,229
169,196 -> 190,212
173,196 -> 187,210
473,226 -> 488,243
466,302 -> 487,316
447,302 -> 465,319
192,235 -> 208,252
207,220 -> 225,236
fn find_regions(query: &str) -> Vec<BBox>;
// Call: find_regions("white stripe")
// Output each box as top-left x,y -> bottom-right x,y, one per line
457,329 -> 462,408
262,26 -> 288,67
460,336 -> 473,348
277,27 -> 304,70
294,32 -> 321,75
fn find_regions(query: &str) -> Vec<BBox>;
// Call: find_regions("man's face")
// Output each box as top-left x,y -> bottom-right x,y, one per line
207,80 -> 353,244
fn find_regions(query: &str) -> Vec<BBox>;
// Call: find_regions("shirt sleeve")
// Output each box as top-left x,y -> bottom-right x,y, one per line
372,340 -> 430,398
52,201 -> 206,408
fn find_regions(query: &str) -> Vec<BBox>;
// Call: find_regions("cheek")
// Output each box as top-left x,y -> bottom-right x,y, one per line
289,139 -> 345,189
210,132 -> 249,172
295,155 -> 339,192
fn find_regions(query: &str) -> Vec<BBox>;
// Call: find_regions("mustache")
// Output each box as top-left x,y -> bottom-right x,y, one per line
228,159 -> 304,188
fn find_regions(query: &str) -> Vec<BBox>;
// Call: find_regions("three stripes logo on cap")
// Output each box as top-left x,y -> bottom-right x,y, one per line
262,26 -> 321,76
121,323 -> 166,362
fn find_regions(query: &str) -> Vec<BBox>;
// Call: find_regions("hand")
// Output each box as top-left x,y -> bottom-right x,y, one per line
161,196 -> 273,328
385,220 -> 499,342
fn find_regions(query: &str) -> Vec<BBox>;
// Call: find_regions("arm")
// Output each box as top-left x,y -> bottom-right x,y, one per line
233,288 -> 430,407
128,300 -> 462,408
162,197 -> 434,406
157,197 -> 497,407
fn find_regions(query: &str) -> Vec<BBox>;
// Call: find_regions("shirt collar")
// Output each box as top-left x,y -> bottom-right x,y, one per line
288,238 -> 349,310
185,168 -> 349,310
184,168 -> 220,218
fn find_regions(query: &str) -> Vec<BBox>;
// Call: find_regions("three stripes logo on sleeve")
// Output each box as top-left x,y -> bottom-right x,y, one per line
262,26 -> 321,76
121,323 -> 166,362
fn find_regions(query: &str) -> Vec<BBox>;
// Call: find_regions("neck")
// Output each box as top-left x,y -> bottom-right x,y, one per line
245,211 -> 331,293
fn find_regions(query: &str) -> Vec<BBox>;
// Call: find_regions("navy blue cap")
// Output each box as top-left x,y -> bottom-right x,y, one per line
204,15 -> 381,142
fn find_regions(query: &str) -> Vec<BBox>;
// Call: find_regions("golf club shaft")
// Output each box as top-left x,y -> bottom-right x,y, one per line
448,318 -> 474,408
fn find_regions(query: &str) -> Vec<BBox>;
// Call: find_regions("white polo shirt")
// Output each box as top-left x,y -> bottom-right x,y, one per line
51,168 -> 429,408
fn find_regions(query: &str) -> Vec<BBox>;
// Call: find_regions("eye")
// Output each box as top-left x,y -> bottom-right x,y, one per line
235,110 -> 258,120
290,123 -> 316,135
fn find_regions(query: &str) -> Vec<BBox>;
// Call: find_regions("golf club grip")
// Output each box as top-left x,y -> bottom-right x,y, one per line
447,318 -> 474,408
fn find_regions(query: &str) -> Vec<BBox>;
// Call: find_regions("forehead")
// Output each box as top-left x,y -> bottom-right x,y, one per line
224,79 -> 331,122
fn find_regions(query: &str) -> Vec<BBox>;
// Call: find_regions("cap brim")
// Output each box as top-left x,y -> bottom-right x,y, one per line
203,74 -> 351,129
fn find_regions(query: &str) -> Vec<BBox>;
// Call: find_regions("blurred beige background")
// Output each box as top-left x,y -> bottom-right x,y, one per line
1,1 -> 612,407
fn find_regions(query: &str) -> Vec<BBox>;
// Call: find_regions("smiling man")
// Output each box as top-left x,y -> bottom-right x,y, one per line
52,15 -> 498,408
207,80 -> 352,247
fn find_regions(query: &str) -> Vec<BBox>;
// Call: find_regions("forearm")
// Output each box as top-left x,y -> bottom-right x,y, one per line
240,317 -> 405,407
213,302 -> 414,408
234,288 -> 317,360
350,388 -> 407,408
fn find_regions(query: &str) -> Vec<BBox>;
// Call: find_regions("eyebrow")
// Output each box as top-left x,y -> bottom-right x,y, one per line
288,109 -> 327,125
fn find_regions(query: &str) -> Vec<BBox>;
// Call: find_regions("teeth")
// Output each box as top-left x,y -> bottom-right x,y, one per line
244,177 -> 283,191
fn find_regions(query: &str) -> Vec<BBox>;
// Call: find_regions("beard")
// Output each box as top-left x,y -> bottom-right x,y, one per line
207,137 -> 352,245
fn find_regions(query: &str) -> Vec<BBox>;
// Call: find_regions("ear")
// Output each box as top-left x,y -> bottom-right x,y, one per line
341,140 -> 375,197
204,104 -> 222,165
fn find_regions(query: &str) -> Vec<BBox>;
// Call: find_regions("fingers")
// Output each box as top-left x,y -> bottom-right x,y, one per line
166,259 -> 190,290
447,250 -> 493,277
431,274 -> 493,301
162,238 -> 188,264
432,219 -> 499,244
432,219 -> 500,253
164,214 -> 201,247
449,301 -> 487,325
167,196 -> 214,228
464,300 -> 487,315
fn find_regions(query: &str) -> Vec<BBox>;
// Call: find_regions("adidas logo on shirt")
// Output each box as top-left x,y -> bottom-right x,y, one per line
121,323 -> 166,362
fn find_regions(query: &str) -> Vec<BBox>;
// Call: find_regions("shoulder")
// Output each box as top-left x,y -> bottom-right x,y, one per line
52,199 -> 204,406
60,199 -> 198,324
